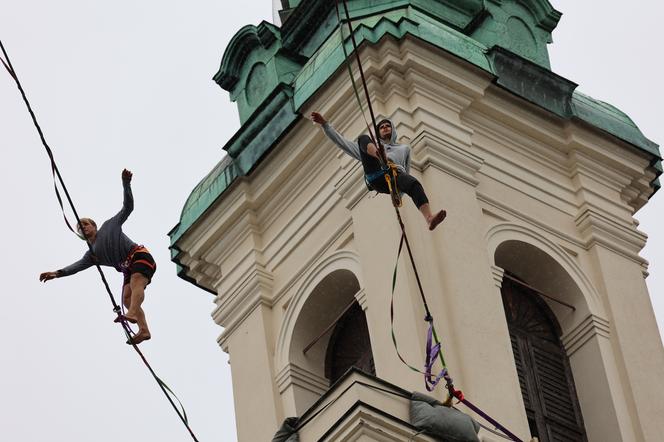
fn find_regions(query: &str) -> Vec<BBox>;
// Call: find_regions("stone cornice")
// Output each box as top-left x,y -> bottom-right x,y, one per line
215,264 -> 274,351
568,150 -> 634,195
275,363 -> 329,396
172,3 -> 660,292
354,288 -> 369,311
574,206 -> 648,264
562,314 -> 611,356
177,251 -> 221,292
179,205 -> 260,288
491,265 -> 505,289
411,130 -> 483,187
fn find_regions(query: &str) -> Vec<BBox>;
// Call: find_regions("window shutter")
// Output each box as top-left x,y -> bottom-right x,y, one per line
502,276 -> 587,442
325,302 -> 375,384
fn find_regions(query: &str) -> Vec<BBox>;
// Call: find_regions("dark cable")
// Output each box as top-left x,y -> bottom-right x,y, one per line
331,4 -> 524,441
0,38 -> 199,442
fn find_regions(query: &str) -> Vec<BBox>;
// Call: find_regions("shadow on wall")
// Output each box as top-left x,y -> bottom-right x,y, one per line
288,268 -> 374,412
495,240 -> 588,326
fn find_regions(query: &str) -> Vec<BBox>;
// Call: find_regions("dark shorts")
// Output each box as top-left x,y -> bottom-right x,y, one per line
122,248 -> 157,286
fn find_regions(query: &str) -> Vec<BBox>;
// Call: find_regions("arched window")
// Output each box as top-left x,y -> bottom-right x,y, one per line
501,274 -> 587,442
284,268 -> 375,414
325,302 -> 375,385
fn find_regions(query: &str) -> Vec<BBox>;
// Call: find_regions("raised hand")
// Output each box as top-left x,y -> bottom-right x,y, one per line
39,271 -> 58,282
122,168 -> 133,182
310,112 -> 327,125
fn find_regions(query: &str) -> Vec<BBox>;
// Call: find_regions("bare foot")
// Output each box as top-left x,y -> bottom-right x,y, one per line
123,312 -> 139,324
114,314 -> 137,324
127,332 -> 151,345
428,210 -> 447,231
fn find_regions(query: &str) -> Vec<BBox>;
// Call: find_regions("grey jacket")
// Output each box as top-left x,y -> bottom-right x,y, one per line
59,180 -> 137,276
322,120 -> 411,174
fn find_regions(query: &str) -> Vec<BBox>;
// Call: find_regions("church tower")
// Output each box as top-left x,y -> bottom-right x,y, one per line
169,1 -> 664,440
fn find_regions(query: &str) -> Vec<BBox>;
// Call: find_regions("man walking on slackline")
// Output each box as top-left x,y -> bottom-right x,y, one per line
311,112 -> 446,230
39,169 -> 156,344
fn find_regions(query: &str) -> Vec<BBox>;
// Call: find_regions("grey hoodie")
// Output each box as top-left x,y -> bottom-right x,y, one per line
322,119 -> 411,174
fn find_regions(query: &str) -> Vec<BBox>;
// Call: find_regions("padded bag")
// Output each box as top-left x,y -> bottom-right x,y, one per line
272,417 -> 299,442
410,391 -> 480,442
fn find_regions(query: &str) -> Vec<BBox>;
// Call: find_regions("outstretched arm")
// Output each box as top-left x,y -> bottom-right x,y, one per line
40,251 -> 94,282
110,169 -> 134,225
311,112 -> 361,160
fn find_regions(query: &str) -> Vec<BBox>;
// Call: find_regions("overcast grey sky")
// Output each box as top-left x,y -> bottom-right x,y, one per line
1,1 -> 661,441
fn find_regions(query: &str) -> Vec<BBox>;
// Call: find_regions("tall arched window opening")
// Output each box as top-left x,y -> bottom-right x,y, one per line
501,274 -> 587,442
324,301 -> 375,385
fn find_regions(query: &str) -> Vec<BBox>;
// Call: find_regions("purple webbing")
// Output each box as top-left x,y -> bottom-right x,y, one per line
424,321 -> 447,391
458,397 -> 524,442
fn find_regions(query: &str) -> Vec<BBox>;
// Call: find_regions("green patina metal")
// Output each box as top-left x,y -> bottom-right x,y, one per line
410,0 -> 484,32
488,46 -> 576,118
214,21 -> 305,124
472,0 -> 560,68
169,155 -> 239,247
169,0 -> 660,261
571,91 -> 660,158
292,8 -> 493,109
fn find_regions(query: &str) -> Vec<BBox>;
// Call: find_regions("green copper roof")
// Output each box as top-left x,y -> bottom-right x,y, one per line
170,0 -> 660,262
570,92 -> 660,157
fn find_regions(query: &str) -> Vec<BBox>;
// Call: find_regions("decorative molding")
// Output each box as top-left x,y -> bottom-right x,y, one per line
478,191 -> 583,249
177,251 -> 219,292
485,221 -> 603,312
641,261 -> 650,279
271,218 -> 355,306
354,288 -> 368,311
491,265 -> 505,289
215,22 -> 279,91
563,314 -> 611,356
335,162 -> 369,211
575,205 -> 648,263
262,179 -> 342,272
411,130 -> 483,187
275,249 -> 364,369
275,363 -> 329,396
568,150 -> 633,194
214,264 -> 274,349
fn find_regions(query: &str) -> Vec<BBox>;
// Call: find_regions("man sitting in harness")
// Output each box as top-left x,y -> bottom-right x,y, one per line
311,112 -> 446,230
39,169 -> 156,345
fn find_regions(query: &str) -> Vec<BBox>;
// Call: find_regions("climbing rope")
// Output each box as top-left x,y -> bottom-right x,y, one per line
334,0 -> 401,203
334,2 -> 524,441
0,39 -> 200,442
334,2 -> 375,143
